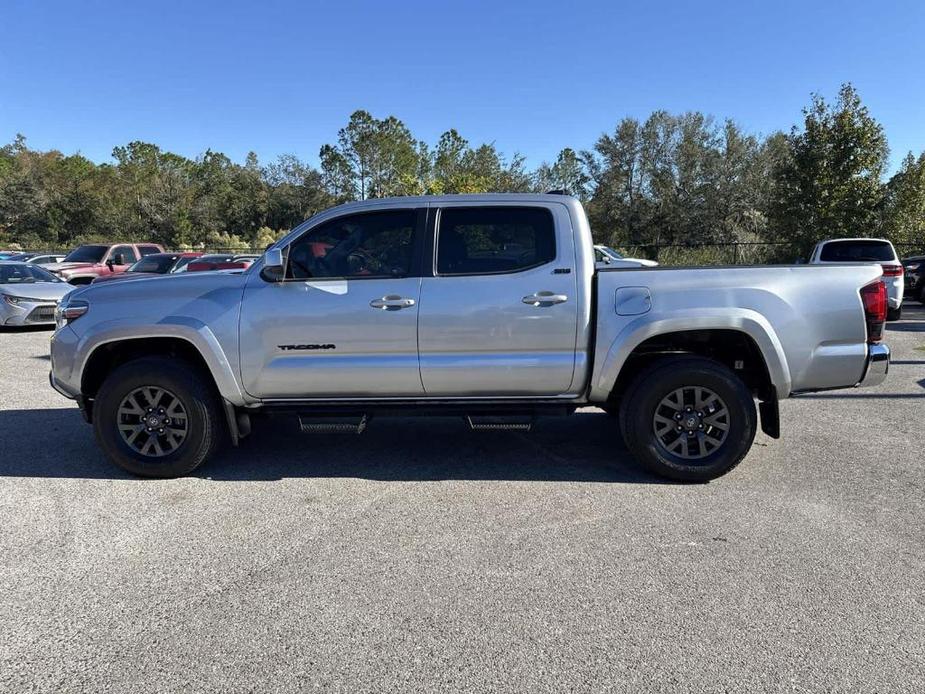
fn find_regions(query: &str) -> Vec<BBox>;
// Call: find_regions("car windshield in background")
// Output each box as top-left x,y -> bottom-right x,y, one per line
129,255 -> 177,273
820,241 -> 895,262
0,263 -> 61,284
63,245 -> 108,263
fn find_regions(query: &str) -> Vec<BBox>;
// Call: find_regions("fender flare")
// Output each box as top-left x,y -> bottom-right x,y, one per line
591,309 -> 792,401
75,319 -> 249,405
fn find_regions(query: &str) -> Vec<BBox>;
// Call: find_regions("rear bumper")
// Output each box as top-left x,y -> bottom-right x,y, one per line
858,344 -> 890,388
885,277 -> 904,308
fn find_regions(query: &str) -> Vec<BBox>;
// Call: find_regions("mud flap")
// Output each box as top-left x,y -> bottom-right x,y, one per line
759,398 -> 780,439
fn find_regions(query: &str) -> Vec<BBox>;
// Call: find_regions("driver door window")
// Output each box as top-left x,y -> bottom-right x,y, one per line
286,210 -> 416,280
109,245 -> 138,266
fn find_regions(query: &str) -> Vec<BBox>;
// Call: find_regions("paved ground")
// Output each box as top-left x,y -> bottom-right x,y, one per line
1,306 -> 924,693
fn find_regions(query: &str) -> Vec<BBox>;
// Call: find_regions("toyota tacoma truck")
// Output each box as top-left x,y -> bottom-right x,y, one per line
49,194 -> 891,481
46,243 -> 165,284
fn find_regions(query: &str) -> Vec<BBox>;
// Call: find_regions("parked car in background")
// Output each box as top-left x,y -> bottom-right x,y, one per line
809,238 -> 904,320
0,262 -> 73,326
902,255 -> 925,304
186,254 -> 258,272
51,193 -> 889,482
45,243 -> 164,285
3,252 -> 67,265
91,252 -> 203,284
594,245 -> 659,268
27,253 -> 67,265
0,251 -> 22,260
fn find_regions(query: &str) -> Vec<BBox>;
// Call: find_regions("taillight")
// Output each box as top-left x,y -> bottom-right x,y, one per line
881,264 -> 904,277
860,280 -> 887,343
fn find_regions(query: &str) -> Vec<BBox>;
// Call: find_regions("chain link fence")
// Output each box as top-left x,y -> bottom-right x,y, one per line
9,242 -> 925,267
615,241 -> 925,266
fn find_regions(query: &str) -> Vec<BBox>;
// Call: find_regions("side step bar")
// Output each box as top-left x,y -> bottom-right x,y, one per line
465,415 -> 534,431
294,412 -> 540,434
298,414 -> 369,434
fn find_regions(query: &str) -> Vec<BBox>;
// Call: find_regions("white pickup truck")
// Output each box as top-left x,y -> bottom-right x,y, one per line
50,194 -> 890,481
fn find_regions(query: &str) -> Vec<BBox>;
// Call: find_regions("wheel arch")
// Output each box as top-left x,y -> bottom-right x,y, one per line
79,331 -> 245,406
592,312 -> 791,404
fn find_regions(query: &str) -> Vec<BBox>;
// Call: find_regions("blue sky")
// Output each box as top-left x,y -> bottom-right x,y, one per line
2,0 -> 923,172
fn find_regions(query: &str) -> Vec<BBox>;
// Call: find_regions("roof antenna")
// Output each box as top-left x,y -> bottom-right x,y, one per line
545,189 -> 570,196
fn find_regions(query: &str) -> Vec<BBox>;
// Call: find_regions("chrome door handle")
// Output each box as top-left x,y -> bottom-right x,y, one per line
370,295 -> 416,310
522,291 -> 568,306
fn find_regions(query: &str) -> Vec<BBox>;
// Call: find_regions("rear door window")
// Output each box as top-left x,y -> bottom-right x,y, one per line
436,207 -> 556,275
138,245 -> 162,257
820,240 -> 895,262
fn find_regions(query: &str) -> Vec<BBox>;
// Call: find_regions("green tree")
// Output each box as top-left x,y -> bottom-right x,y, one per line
535,148 -> 591,199
319,144 -> 355,202
883,152 -> 925,246
770,83 -> 889,253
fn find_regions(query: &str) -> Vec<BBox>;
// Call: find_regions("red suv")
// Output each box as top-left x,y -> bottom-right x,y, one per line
45,243 -> 164,284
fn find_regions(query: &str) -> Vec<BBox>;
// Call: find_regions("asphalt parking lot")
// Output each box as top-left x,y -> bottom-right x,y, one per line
1,307 -> 924,693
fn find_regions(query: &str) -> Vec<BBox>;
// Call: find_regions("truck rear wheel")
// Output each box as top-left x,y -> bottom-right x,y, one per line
619,356 -> 757,482
93,357 -> 223,477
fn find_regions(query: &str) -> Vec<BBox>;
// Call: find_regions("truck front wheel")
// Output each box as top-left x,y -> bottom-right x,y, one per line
93,357 -> 223,477
619,356 -> 757,482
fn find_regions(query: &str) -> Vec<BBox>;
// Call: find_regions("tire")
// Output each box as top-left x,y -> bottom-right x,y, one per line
618,355 -> 757,482
93,356 -> 224,477
887,306 -> 902,321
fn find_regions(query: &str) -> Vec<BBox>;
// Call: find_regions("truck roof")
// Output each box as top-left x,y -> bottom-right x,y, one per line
326,192 -> 580,212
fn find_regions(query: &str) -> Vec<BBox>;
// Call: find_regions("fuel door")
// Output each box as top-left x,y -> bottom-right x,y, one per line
615,286 -> 652,316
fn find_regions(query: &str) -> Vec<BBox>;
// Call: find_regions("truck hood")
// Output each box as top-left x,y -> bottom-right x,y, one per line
92,272 -> 160,284
45,261 -> 98,274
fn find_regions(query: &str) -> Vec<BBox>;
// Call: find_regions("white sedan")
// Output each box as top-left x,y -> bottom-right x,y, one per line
0,262 -> 74,327
594,245 -> 658,269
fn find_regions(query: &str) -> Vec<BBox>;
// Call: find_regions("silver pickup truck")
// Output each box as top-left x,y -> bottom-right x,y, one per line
49,194 -> 890,481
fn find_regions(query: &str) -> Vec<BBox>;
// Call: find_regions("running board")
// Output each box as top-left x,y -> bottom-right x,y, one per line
465,415 -> 534,431
298,413 -> 369,434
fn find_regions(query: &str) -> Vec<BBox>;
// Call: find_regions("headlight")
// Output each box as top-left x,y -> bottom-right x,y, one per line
3,295 -> 46,306
54,297 -> 89,328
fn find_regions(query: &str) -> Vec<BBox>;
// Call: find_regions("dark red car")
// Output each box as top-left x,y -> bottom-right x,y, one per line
91,252 -> 204,284
186,254 -> 258,272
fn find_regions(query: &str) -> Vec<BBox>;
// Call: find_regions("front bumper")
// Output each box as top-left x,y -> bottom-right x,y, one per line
1,301 -> 58,326
49,370 -> 76,399
858,344 -> 890,388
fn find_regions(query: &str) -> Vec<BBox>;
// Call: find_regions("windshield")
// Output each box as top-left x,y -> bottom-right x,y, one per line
0,263 -> 62,284
172,257 -> 196,272
64,245 -> 108,263
595,246 -> 624,261
128,255 -> 178,274
820,240 -> 895,262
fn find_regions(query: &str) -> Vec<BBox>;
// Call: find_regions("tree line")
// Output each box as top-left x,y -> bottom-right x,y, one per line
1,83 -> 923,257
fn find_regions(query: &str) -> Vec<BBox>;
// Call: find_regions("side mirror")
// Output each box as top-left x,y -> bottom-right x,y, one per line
112,253 -> 126,266
261,248 -> 285,282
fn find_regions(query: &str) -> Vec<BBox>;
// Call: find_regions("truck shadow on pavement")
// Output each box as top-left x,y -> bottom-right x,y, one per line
0,407 -> 666,483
